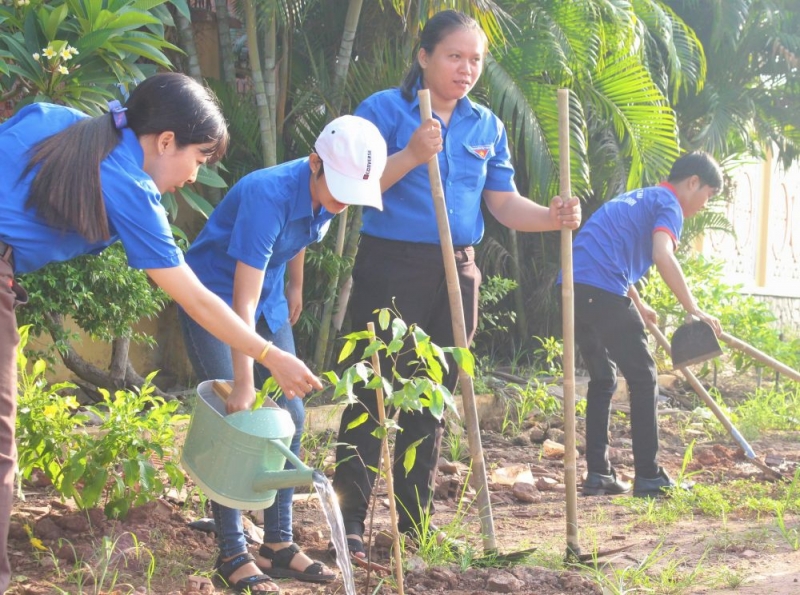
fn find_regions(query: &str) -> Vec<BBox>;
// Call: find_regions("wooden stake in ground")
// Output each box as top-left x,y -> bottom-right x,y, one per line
367,321 -> 404,594
417,88 -> 497,552
557,88 -> 580,559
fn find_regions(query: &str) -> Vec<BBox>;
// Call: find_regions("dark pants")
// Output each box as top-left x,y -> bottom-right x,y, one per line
332,235 -> 481,535
0,255 -> 27,594
573,283 -> 659,478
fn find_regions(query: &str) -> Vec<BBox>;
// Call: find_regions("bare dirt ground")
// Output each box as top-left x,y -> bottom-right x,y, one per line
6,373 -> 800,595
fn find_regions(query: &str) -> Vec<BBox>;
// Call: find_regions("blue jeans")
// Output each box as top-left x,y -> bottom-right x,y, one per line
179,309 -> 305,557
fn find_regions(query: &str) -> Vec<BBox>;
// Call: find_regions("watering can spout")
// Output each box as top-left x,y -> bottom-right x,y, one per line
252,438 -> 318,492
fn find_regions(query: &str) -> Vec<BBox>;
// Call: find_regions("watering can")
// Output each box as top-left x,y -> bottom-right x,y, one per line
180,380 -> 318,509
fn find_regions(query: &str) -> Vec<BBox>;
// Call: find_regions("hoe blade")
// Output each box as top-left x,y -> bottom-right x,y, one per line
670,320 -> 723,369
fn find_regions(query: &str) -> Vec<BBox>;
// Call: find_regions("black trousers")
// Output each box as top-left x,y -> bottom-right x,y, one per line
573,284 -> 660,478
332,235 -> 481,535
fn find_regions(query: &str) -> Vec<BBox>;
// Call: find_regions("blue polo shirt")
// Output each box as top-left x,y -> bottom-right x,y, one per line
0,103 -> 182,274
355,86 -> 517,246
571,184 -> 684,296
185,158 -> 334,333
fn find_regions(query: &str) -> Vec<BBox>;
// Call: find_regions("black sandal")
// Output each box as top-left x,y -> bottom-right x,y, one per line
259,543 -> 336,584
216,552 -> 279,594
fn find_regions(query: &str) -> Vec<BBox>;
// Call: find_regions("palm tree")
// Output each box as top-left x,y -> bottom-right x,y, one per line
666,0 -> 800,167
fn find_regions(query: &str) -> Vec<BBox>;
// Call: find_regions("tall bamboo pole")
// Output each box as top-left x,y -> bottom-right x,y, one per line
367,322 -> 404,594
418,89 -> 496,551
557,88 -> 580,560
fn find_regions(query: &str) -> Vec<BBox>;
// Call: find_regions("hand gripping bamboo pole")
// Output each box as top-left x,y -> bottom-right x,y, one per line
418,89 -> 496,551
367,321 -> 404,593
557,88 -> 580,560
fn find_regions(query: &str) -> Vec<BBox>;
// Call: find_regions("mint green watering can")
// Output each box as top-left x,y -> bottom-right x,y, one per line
180,380 -> 317,509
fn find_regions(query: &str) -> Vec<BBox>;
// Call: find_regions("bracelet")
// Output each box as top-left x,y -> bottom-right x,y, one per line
258,341 -> 273,363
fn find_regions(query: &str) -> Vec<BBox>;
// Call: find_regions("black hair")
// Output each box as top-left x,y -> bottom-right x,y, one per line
399,10 -> 488,101
23,72 -> 229,242
667,151 -> 723,191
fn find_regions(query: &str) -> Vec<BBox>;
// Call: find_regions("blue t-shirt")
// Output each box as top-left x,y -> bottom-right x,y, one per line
571,184 -> 684,296
355,86 -> 517,246
185,158 -> 334,333
0,103 -> 182,274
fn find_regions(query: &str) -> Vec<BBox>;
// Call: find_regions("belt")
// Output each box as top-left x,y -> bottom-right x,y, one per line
0,239 -> 14,270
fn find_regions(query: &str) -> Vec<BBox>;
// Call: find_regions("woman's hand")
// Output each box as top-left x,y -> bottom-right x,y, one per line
286,281 -> 303,326
261,348 -> 323,399
225,382 -> 257,414
406,117 -> 443,166
549,196 -> 582,229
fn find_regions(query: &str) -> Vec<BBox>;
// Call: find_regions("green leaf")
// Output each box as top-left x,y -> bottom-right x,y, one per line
346,412 -> 369,431
378,308 -> 390,330
338,338 -> 356,363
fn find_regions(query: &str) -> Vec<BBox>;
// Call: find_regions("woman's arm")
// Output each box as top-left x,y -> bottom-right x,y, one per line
483,190 -> 582,232
147,264 -> 322,400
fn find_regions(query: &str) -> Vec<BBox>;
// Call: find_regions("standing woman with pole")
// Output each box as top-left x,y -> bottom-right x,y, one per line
0,72 -> 322,594
331,9 -> 581,559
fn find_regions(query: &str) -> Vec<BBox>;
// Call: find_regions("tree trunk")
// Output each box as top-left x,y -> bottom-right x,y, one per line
263,15 -> 279,151
329,0 -> 363,117
109,337 -> 130,388
243,0 -> 276,166
214,0 -> 236,84
175,12 -> 203,81
312,0 -> 365,372
44,312 -> 172,400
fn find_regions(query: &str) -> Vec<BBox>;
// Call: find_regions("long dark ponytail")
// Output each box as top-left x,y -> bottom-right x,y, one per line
23,73 -> 229,242
399,10 -> 486,101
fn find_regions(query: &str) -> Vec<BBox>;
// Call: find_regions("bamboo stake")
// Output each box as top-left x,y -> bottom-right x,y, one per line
417,89 -> 496,551
367,321 -> 404,593
557,88 -> 580,559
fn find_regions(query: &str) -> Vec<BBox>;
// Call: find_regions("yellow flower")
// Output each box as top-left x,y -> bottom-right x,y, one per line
60,48 -> 72,60
32,53 -> 40,61
42,46 -> 56,59
29,537 -> 47,552
68,46 -> 79,56
58,65 -> 69,75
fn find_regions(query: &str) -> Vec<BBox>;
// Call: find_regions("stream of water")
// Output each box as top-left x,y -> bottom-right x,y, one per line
312,470 -> 356,595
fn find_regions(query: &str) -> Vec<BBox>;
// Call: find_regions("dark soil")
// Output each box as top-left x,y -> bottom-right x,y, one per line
7,371 -> 800,595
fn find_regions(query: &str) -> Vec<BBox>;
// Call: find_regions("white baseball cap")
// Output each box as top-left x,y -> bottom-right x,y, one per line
314,115 -> 387,211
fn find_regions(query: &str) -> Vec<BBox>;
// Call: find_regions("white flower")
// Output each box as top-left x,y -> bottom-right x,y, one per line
58,65 -> 68,75
32,52 -> 40,61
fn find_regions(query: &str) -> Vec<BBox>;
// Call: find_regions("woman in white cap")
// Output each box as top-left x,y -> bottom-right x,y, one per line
179,115 -> 386,593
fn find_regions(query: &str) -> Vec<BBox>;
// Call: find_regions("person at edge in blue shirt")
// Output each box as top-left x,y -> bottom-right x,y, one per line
0,72 -> 322,595
330,9 -> 582,561
179,115 -> 387,593
566,152 -> 723,500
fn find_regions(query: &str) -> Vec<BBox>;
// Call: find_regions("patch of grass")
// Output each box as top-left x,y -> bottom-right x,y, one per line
579,542 -> 711,594
734,386 -> 800,438
44,532 -> 156,595
443,416 -> 470,463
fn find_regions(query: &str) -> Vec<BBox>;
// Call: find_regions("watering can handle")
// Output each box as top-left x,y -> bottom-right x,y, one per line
212,380 -> 233,400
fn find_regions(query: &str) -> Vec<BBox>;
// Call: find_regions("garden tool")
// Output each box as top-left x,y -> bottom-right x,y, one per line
647,321 -> 784,481
670,319 -> 723,368
418,88 -> 497,552
671,320 -> 800,383
180,380 -> 320,510
557,88 -> 580,562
